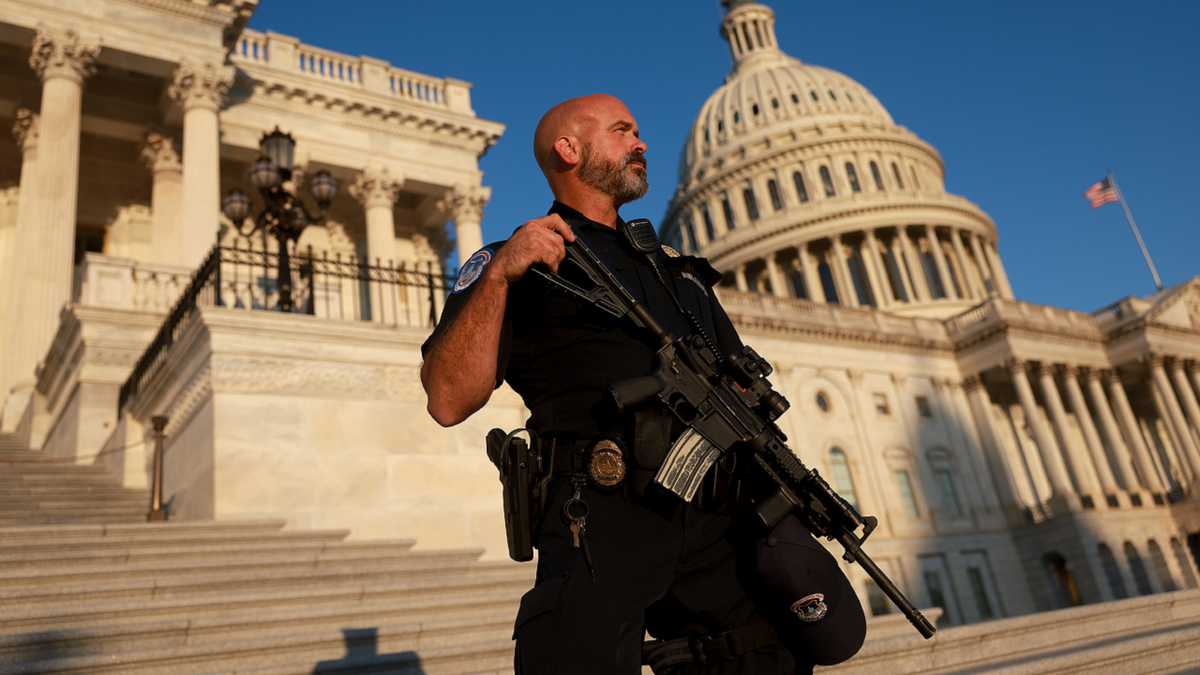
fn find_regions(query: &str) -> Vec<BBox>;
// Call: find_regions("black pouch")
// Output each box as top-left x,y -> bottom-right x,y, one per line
626,410 -> 673,497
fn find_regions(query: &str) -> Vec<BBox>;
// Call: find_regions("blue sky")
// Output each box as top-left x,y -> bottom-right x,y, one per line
248,1 -> 1199,313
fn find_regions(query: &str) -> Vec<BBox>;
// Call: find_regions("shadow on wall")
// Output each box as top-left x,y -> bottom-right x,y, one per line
312,628 -> 426,674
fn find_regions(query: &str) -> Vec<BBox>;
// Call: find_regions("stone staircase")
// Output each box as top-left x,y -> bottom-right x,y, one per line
0,433 -> 529,674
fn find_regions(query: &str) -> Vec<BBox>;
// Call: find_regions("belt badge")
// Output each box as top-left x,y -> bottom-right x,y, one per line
588,438 -> 626,489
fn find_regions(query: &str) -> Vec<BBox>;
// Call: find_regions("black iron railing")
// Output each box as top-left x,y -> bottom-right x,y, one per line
119,242 -> 454,412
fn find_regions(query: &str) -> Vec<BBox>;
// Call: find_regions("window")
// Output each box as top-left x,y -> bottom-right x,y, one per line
818,262 -> 839,304
1098,544 -> 1128,599
701,204 -> 715,241
1148,540 -> 1177,592
764,180 -> 783,211
790,271 -> 807,299
743,188 -> 760,221
845,163 -> 861,193
680,215 -> 695,252
891,162 -> 904,189
819,166 -> 836,196
865,580 -> 890,616
936,470 -> 962,518
870,161 -> 884,190
916,395 -> 933,419
829,448 -> 858,509
721,193 -> 736,230
751,103 -> 759,116
771,97 -> 779,110
816,391 -> 830,413
924,571 -> 950,627
911,166 -> 920,189
1171,538 -> 1199,589
895,470 -> 920,518
810,90 -> 819,101
1125,542 -> 1154,595
828,90 -> 837,101
790,93 -> 799,104
793,172 -> 809,203
873,393 -> 889,415
847,256 -> 872,306
966,568 -> 994,619
733,110 -> 740,124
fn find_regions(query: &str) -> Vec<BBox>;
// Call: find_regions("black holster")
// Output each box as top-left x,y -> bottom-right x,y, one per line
486,428 -> 552,562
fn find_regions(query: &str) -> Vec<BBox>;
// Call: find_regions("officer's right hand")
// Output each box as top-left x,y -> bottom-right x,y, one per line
484,214 -> 576,286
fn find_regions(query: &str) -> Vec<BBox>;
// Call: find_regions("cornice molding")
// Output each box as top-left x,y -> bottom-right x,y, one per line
726,312 -> 953,353
120,0 -> 247,26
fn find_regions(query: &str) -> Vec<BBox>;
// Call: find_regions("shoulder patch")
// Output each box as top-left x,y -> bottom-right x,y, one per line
452,248 -> 494,294
661,244 -> 681,258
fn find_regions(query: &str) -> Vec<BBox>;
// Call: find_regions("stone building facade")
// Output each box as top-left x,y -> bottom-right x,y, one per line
0,0 -> 1198,632
660,0 -> 1200,621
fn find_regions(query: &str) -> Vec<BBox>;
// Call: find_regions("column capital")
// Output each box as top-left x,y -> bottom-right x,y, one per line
437,184 -> 491,222
1004,357 -> 1028,376
962,374 -> 984,391
169,60 -> 234,112
1189,361 -> 1200,376
1059,364 -> 1081,380
1140,353 -> 1166,370
1165,357 -> 1187,373
1035,362 -> 1057,379
29,25 -> 100,84
349,166 -> 404,209
1102,369 -> 1123,386
11,108 -> 38,151
140,131 -> 181,173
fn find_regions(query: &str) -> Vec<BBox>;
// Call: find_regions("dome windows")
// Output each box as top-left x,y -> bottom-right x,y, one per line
828,90 -> 838,101
846,162 -> 861,193
768,179 -> 783,211
820,166 -> 836,197
870,161 -> 884,190
717,119 -> 724,133
810,90 -> 819,102
793,172 -> 809,203
701,204 -> 716,241
752,103 -> 760,116
846,92 -> 854,102
721,193 -> 736,230
771,98 -> 779,110
892,162 -> 904,189
743,187 -> 760,221
791,93 -> 799,104
733,110 -> 740,124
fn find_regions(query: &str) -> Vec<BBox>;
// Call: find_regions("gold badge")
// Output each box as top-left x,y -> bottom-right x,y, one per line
660,244 -> 681,258
588,439 -> 626,489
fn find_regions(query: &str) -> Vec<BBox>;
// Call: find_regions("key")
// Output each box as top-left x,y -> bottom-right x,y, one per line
570,521 -> 581,548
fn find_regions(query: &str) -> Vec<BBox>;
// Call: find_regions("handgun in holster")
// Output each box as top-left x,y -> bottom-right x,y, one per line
486,428 -> 549,562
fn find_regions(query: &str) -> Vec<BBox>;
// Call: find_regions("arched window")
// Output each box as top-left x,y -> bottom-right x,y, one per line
891,162 -> 904,189
742,188 -> 759,221
845,163 -> 861,193
818,261 -> 839,304
793,172 -> 810,203
1098,544 -> 1128,599
789,270 -> 807,299
819,166 -> 836,197
790,93 -> 799,104
828,90 -> 837,101
1171,538 -> 1199,589
847,255 -> 872,306
1148,540 -> 1177,592
1043,552 -> 1082,608
767,179 -> 783,211
934,470 -> 962,518
721,193 -> 736,230
810,90 -> 819,102
828,448 -> 859,509
1125,542 -> 1154,595
894,469 -> 920,519
701,204 -> 715,242
870,161 -> 884,190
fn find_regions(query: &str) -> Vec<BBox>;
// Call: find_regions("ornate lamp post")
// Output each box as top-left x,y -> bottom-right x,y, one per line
220,127 -> 338,311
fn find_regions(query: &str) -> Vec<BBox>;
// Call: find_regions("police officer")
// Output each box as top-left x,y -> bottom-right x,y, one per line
422,94 -> 861,674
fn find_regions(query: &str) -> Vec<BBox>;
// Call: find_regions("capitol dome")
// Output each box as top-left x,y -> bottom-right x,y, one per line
663,0 -> 1014,319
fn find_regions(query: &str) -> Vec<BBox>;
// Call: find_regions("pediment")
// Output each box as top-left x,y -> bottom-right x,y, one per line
1145,278 -> 1200,330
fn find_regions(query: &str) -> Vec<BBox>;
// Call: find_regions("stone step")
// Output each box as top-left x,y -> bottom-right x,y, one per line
0,608 -> 516,665
818,589 -> 1200,675
0,627 -> 516,675
0,495 -> 148,508
0,537 -> 418,568
0,547 -> 496,590
0,514 -> 149,525
3,577 -> 529,633
0,485 -> 150,496
0,519 -> 302,544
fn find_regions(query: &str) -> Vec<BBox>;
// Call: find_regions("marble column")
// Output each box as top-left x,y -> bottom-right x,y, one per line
140,132 -> 184,266
1037,365 -> 1102,499
0,109 -> 41,420
764,252 -> 788,298
968,233 -> 995,296
964,375 -> 1034,515
1010,360 -> 1075,503
983,239 -> 1014,299
1085,370 -> 1141,492
1155,357 -> 1200,477
886,232 -> 916,303
899,226 -> 931,301
859,231 -> 888,308
925,225 -> 954,299
864,230 -> 893,307
1191,364 -> 1200,411
1180,362 -> 1200,445
830,235 -> 858,307
169,60 -> 233,271
950,229 -> 981,299
350,167 -> 404,324
1062,367 -> 1120,495
798,244 -> 825,303
1107,372 -> 1166,492
8,28 -> 99,415
437,183 -> 491,268
733,264 -> 749,292
1147,381 -> 1189,488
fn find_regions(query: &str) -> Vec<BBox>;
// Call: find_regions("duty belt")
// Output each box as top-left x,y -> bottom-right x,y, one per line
642,621 -> 779,673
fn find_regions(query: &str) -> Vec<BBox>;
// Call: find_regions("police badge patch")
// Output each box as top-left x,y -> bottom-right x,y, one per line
587,438 -> 626,489
452,248 -> 493,294
791,593 -> 828,623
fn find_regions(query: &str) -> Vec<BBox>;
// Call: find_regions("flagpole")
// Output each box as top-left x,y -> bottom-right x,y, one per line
1108,170 -> 1163,292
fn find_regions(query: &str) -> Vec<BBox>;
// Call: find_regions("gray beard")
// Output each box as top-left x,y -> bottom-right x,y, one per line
577,144 -> 649,204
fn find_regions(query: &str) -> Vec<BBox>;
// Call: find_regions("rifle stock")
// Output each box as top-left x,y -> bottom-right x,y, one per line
535,225 -> 936,639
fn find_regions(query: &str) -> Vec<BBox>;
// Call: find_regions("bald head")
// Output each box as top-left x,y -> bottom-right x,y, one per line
533,93 -> 627,178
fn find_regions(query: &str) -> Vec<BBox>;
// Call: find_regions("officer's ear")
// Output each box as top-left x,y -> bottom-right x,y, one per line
553,135 -> 582,168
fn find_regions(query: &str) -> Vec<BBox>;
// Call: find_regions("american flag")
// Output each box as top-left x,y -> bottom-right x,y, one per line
1084,178 -> 1118,209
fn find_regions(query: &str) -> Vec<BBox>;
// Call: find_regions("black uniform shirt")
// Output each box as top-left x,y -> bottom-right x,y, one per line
423,202 -> 743,439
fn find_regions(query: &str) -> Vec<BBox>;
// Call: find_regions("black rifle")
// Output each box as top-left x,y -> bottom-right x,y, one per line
529,223 -> 936,639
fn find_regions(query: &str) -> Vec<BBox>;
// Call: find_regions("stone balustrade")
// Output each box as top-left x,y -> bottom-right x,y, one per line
715,288 -> 949,342
945,297 -> 1098,341
232,29 -> 467,112
73,253 -> 192,314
